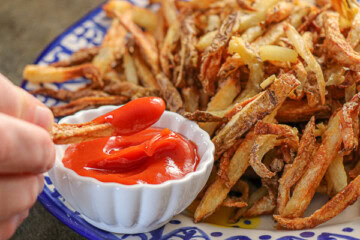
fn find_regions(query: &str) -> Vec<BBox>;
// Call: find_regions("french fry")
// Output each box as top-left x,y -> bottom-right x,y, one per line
285,23 -> 326,105
123,49 -> 138,85
228,36 -> 264,102
31,88 -> 109,101
234,0 -> 281,32
217,54 -> 244,80
50,96 -> 129,118
259,45 -> 298,63
160,21 -> 181,77
281,93 -> 360,218
116,11 -> 159,73
196,30 -> 217,51
161,0 -> 177,27
103,81 -> 159,98
277,117 -> 316,215
347,12 -> 360,49
213,73 -> 299,159
230,187 -> 268,223
52,122 -> 115,145
274,175 -> 360,230
23,64 -> 101,86
265,2 -> 294,24
133,51 -> 159,89
323,12 -> 360,71
199,77 -> 240,136
183,111 -> 227,122
50,47 -> 100,67
194,132 -> 255,222
326,154 -> 348,196
182,87 -> 200,112
200,13 -> 239,95
241,25 -> 265,43
276,99 -> 333,122
156,73 -> 184,112
103,0 -> 158,32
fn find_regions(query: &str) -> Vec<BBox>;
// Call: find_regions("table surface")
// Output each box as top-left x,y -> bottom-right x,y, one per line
0,1 -> 103,239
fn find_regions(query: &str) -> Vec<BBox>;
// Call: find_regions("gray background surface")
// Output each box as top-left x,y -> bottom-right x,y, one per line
0,1 -> 103,239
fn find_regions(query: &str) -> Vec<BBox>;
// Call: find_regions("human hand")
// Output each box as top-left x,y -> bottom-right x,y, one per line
0,74 -> 55,240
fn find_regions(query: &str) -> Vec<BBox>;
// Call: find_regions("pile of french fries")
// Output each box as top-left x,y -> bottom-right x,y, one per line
23,0 -> 360,230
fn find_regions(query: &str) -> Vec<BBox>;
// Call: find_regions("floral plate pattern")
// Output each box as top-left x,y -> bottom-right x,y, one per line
21,1 -> 360,239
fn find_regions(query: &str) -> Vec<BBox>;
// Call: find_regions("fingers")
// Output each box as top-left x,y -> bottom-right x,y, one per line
0,113 -> 55,174
0,174 -> 43,221
0,210 -> 30,240
0,73 -> 54,131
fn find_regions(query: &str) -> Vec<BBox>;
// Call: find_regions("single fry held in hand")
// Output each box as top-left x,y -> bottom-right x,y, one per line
24,0 -> 360,230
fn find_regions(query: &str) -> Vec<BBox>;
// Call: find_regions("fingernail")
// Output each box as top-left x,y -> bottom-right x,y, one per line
33,106 -> 53,131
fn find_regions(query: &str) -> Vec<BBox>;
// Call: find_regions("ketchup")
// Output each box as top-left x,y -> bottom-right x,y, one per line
92,97 -> 165,135
62,128 -> 200,184
62,97 -> 200,185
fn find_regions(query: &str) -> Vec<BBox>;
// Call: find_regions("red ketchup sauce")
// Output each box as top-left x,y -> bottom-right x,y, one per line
62,97 -> 200,185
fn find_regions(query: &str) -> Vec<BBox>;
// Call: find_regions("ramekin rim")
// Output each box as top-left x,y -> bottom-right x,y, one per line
52,105 -> 215,190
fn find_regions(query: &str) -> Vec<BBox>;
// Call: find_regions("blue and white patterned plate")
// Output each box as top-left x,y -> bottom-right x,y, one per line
22,1 -> 360,239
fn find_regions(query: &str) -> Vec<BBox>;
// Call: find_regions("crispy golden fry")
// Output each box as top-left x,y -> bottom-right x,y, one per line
183,111 -> 228,122
31,88 -> 109,101
265,2 -> 294,24
196,31 -> 217,51
50,47 -> 100,68
123,48 -> 138,85
260,75 -> 276,89
194,132 -> 255,222
324,65 -> 346,86
235,0 -> 281,32
182,87 -> 200,112
277,117 -> 316,215
23,64 -> 101,85
156,73 -> 184,112
160,21 -> 181,77
285,23 -> 326,105
103,81 -> 159,98
103,0 -> 157,32
222,197 -> 248,208
297,5 -> 330,33
161,0 -> 177,27
52,122 -> 114,145
347,12 -> 360,49
249,124 -> 299,178
259,45 -> 298,63
324,12 -> 360,71
116,11 -> 159,73
229,36 -> 264,102
251,22 -> 286,49
241,26 -> 265,43
133,51 -> 159,89
213,73 -> 299,159
276,99 -> 333,122
104,70 -> 124,84
218,54 -> 244,80
199,77 -> 240,136
281,93 -> 360,218
340,93 -> 360,152
230,187 -> 268,223
326,154 -> 347,196
200,13 -> 239,95
289,5 -> 312,28
50,96 -> 129,118
244,178 -> 278,217
274,175 -> 360,230
177,14 -> 199,87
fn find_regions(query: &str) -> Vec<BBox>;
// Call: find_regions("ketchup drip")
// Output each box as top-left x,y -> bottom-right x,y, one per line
92,97 -> 165,135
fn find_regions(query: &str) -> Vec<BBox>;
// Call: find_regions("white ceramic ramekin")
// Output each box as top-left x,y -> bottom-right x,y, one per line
48,105 -> 214,234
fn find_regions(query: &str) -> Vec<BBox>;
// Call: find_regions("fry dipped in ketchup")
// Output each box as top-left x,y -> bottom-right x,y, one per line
62,97 -> 200,185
